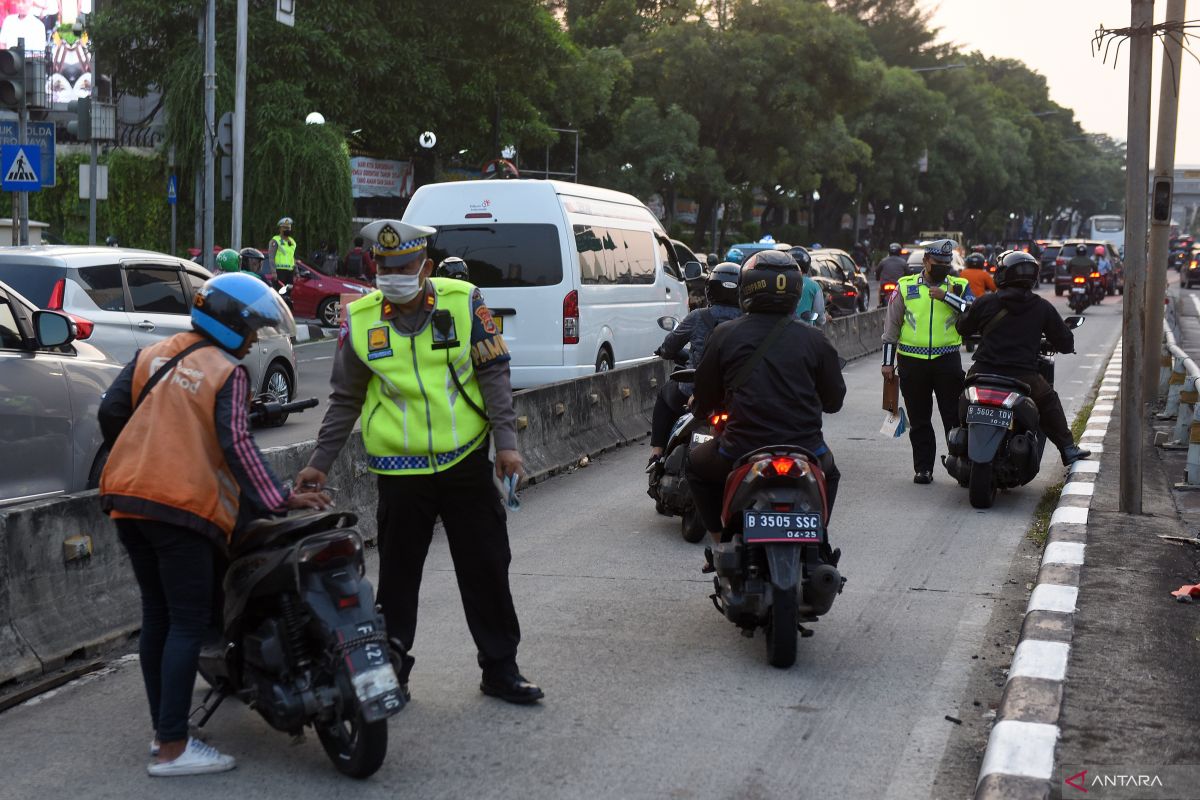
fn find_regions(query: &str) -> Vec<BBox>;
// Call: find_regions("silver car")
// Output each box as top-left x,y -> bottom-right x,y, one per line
0,246 -> 299,409
0,279 -> 121,506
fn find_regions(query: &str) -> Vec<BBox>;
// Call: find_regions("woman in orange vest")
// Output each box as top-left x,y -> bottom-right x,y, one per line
98,273 -> 329,776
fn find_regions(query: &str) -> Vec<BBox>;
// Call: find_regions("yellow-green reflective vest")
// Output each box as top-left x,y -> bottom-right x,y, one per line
896,273 -> 969,359
349,278 -> 488,474
272,235 -> 296,271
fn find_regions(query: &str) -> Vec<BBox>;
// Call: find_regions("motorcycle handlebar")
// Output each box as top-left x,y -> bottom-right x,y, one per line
248,397 -> 319,425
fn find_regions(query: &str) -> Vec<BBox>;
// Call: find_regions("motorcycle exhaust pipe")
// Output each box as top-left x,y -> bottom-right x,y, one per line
802,564 -> 843,617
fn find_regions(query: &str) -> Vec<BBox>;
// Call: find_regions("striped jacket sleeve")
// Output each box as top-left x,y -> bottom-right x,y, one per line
215,365 -> 290,516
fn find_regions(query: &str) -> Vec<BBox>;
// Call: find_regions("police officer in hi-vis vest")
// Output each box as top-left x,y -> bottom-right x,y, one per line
268,217 -> 297,286
296,220 -> 543,705
880,239 -> 973,485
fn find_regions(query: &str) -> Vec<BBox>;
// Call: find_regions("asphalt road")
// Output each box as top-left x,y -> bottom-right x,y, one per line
252,338 -> 339,451
0,285 -> 1122,798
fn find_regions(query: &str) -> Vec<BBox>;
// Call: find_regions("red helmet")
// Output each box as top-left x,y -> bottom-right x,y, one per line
1093,245 -> 1105,256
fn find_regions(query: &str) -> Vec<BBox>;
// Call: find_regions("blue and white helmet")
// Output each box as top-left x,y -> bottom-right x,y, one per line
190,272 -> 295,354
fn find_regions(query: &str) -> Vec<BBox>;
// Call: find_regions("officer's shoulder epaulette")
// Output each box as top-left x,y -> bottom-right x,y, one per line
347,290 -> 383,314
428,276 -> 475,297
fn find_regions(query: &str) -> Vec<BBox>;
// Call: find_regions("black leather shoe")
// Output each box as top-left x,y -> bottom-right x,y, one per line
913,471 -> 933,485
1061,445 -> 1092,466
480,674 -> 544,704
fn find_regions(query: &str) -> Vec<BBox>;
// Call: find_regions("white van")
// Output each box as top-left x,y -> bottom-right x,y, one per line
403,179 -> 690,389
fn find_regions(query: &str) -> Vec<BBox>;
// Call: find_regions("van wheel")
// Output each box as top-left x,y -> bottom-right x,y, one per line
595,347 -> 613,373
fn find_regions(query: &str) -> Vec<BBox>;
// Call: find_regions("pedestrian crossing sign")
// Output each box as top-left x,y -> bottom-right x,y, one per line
1,145 -> 41,191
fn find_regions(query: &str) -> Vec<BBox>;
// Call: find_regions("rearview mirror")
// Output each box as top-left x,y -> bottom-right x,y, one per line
33,310 -> 74,348
683,261 -> 703,280
1064,315 -> 1085,330
657,316 -> 678,331
798,311 -> 820,324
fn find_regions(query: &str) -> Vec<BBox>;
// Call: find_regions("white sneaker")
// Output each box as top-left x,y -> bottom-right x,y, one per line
146,737 -> 236,777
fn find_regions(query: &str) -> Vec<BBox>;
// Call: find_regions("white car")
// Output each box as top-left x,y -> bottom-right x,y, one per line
403,179 -> 689,389
0,246 -> 299,407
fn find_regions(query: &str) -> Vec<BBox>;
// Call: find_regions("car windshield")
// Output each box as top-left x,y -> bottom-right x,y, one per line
428,224 -> 563,288
0,263 -> 66,306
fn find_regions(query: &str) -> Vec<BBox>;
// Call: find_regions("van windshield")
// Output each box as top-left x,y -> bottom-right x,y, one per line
428,224 -> 563,288
1092,217 -> 1123,232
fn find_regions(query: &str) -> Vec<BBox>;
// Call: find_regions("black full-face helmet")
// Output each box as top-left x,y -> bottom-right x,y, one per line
706,262 -> 741,306
888,242 -> 902,256
739,250 -> 803,313
436,256 -> 470,280
997,251 -> 1039,289
965,252 -> 986,269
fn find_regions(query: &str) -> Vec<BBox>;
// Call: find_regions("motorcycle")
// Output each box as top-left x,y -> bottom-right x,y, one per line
878,279 -> 898,308
1067,273 -> 1091,313
196,511 -> 405,778
705,423 -> 845,668
942,316 -> 1085,509
647,365 -> 715,543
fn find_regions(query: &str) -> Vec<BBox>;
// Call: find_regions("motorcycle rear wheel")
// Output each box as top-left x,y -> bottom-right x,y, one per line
765,589 -> 798,668
681,506 -> 706,543
316,707 -> 389,779
969,461 -> 997,509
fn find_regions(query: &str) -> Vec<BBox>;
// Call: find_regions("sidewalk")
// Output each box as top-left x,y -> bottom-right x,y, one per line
1052,388 -> 1200,797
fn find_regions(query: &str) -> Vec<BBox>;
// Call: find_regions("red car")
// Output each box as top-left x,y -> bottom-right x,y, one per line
289,259 -> 373,327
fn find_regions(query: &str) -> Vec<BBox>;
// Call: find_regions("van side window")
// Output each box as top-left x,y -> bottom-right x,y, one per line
427,224 -> 563,288
576,225 -> 656,285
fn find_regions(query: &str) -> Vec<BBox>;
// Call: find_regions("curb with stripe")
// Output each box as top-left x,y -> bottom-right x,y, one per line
974,340 -> 1121,800
291,323 -> 338,343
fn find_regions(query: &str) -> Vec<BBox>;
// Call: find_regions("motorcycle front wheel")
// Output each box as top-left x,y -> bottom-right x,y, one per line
765,589 -> 798,668
316,706 -> 389,779
969,461 -> 997,509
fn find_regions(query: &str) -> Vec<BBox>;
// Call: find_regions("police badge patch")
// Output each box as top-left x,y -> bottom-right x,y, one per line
367,326 -> 393,360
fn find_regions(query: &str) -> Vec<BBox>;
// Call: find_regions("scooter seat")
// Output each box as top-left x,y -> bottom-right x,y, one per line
232,511 -> 358,557
963,373 -> 1031,395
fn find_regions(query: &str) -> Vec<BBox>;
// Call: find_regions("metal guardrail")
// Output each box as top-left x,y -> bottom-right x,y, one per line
1156,298 -> 1200,484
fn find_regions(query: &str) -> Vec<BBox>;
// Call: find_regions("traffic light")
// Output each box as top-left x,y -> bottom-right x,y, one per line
1152,177 -> 1173,224
0,49 -> 23,109
67,97 -> 91,141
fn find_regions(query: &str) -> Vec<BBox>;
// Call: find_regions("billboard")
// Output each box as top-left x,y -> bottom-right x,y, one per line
350,157 -> 412,198
0,1 -> 94,104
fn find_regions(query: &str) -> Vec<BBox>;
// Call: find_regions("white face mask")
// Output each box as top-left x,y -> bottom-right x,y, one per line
376,273 -> 423,303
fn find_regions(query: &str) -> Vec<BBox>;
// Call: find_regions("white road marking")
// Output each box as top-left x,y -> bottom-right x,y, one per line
1043,541 -> 1086,565
978,721 -> 1060,782
1009,639 -> 1070,682
1027,583 -> 1078,614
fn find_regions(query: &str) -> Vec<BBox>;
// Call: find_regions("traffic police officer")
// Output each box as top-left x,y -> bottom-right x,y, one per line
296,219 -> 543,705
268,217 -> 297,286
881,239 -> 972,484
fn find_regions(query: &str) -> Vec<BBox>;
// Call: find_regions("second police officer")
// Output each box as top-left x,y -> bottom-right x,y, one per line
880,239 -> 972,484
268,217 -> 297,286
296,220 -> 543,705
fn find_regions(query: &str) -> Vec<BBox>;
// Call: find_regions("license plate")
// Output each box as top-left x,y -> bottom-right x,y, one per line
1071,286 -> 1086,293
966,404 -> 1013,427
742,510 -> 822,543
494,316 -> 503,333
691,432 -> 713,445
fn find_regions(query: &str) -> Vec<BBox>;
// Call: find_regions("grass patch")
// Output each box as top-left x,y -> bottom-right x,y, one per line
1071,399 -> 1096,442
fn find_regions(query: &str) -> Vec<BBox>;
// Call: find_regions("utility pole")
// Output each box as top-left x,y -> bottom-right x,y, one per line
16,38 -> 27,246
231,0 -> 247,251
203,0 -> 216,270
169,145 -> 177,255
1120,0 -> 1155,515
1143,0 -> 1186,399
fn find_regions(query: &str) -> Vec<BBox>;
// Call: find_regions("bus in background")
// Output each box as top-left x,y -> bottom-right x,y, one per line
1086,215 -> 1125,256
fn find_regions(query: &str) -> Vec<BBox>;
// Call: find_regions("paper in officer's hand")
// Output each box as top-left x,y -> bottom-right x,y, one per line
879,407 -> 908,439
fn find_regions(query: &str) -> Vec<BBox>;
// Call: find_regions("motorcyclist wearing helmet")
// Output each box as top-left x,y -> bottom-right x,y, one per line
687,249 -> 846,544
706,253 -> 719,269
881,239 -> 972,484
875,242 -> 907,285
97,273 -> 330,776
956,252 -> 1091,465
726,247 -> 745,265
239,246 -> 270,283
268,217 -> 297,286
1067,243 -> 1101,303
105,235 -> 119,247
790,246 -> 826,325
648,262 -> 744,466
216,248 -> 241,273
1093,244 -> 1112,291
436,256 -> 471,281
960,252 -> 997,299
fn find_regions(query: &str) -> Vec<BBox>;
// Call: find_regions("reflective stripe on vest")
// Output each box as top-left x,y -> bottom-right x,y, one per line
349,278 -> 488,475
272,235 -> 296,270
896,274 -> 967,360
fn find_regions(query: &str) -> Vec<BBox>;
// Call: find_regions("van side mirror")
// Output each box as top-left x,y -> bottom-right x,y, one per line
1064,315 -> 1085,330
33,310 -> 75,347
683,261 -> 703,280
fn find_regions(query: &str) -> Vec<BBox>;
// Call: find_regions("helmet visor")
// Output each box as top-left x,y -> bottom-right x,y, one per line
242,285 -> 297,338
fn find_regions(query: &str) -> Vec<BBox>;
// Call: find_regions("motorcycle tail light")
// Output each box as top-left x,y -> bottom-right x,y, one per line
337,595 -> 360,609
299,532 -> 362,568
882,282 -> 896,292
1089,272 -> 1100,278
709,412 -> 729,428
772,502 -> 792,512
769,457 -> 797,476
1072,276 -> 1086,284
967,386 -> 1020,408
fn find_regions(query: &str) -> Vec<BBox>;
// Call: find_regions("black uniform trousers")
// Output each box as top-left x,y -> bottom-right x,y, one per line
375,446 -> 521,683
898,352 -> 964,473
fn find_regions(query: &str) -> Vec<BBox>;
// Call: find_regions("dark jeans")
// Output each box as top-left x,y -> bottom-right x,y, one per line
276,268 -> 293,286
376,447 -> 522,683
686,439 -> 840,537
968,366 -> 1074,452
116,519 -> 215,743
898,353 -> 965,473
651,382 -> 689,449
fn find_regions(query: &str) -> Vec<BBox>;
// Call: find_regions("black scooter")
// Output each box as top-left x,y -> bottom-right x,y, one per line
943,316 -> 1084,508
196,511 -> 405,779
707,436 -> 845,668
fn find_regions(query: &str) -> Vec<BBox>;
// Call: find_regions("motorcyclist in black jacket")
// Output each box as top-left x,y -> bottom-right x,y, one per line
687,250 -> 847,542
648,262 -> 743,466
955,251 -> 1091,466
875,242 -> 908,284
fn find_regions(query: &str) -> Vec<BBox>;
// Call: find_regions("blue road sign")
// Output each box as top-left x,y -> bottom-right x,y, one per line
168,174 -> 177,205
0,121 -> 55,187
1,145 -> 41,192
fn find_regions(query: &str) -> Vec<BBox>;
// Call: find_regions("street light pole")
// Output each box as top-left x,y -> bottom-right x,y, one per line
1120,0 -> 1155,515
231,0 -> 247,251
1143,0 -> 1186,400
203,0 -> 216,270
